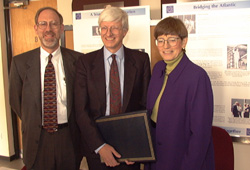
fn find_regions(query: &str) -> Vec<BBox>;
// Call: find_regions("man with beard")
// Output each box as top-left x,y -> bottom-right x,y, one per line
9,7 -> 83,170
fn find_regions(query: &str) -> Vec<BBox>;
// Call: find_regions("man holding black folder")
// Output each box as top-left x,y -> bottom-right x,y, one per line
74,5 -> 151,170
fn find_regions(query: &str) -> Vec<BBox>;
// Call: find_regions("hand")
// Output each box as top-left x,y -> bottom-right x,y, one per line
99,144 -> 121,167
125,160 -> 135,165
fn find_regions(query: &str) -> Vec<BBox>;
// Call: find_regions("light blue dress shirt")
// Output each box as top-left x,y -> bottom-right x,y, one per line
95,46 -> 125,153
103,46 -> 125,116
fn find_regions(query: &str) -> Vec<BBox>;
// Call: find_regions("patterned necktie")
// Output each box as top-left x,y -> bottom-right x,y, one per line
110,54 -> 121,115
43,54 -> 58,132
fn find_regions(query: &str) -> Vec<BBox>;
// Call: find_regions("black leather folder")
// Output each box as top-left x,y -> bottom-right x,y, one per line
96,110 -> 155,163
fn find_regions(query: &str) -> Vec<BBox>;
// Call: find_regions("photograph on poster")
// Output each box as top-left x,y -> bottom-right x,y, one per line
231,99 -> 244,118
172,14 -> 196,34
231,98 -> 250,119
227,44 -> 247,70
243,101 -> 250,118
92,26 -> 100,36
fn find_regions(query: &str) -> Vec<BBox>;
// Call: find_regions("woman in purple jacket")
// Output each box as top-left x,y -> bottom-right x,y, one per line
145,17 -> 215,170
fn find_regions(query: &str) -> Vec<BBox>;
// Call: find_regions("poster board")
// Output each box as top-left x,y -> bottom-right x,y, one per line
162,0 -> 250,142
72,6 -> 151,55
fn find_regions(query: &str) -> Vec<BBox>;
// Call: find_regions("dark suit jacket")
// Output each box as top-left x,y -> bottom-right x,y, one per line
232,105 -> 239,117
74,46 -> 151,157
9,47 -> 83,169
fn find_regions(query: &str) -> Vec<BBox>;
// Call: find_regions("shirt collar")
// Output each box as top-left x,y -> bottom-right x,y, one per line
40,46 -> 61,59
104,46 -> 124,61
164,51 -> 184,75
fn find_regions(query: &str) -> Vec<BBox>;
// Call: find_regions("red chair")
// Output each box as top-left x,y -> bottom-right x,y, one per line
212,126 -> 234,170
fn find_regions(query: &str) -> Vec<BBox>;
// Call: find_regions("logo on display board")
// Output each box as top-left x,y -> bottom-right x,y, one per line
75,13 -> 81,20
247,128 -> 250,136
166,6 -> 174,13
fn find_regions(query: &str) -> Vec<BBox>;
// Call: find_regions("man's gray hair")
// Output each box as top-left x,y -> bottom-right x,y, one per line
98,5 -> 128,31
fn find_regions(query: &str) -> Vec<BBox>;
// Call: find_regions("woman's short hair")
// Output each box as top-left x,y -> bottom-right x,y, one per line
98,5 -> 128,31
35,7 -> 63,25
154,17 -> 188,40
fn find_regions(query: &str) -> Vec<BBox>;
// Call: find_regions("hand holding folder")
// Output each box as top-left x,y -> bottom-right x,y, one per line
96,110 -> 155,163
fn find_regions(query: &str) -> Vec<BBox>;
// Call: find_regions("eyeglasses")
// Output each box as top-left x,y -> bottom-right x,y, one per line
37,21 -> 60,30
99,26 -> 122,35
156,37 -> 180,47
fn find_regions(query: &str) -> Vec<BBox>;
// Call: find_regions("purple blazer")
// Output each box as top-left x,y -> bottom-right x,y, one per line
145,54 -> 215,170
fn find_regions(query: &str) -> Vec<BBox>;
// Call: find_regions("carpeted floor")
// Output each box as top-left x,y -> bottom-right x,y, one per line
0,167 -> 18,170
0,159 -> 23,170
0,157 -> 88,170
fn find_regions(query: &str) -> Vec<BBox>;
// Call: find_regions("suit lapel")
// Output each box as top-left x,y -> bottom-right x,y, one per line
61,48 -> 76,118
122,47 -> 136,112
26,48 -> 42,115
149,61 -> 166,110
91,49 -> 107,115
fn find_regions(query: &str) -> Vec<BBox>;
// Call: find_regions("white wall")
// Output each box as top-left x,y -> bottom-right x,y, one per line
0,2 -> 15,157
139,0 -> 161,19
57,0 -> 74,26
233,142 -> 250,170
